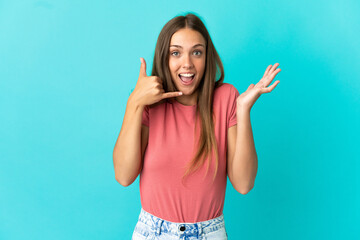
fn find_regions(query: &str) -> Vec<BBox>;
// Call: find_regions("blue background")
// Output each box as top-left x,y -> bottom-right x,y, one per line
1,0 -> 359,239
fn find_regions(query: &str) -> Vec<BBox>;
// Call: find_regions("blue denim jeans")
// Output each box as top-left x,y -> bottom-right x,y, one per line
131,208 -> 228,240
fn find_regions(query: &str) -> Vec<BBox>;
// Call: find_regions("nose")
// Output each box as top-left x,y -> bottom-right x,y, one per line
182,54 -> 194,69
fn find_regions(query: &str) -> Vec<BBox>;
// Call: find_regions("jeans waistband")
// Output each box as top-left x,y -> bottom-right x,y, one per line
137,208 -> 225,236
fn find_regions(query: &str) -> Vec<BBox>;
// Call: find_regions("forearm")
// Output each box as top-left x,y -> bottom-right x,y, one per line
232,107 -> 258,193
113,95 -> 144,186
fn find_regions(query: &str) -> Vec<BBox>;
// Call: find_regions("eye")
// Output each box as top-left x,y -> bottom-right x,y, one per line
171,51 -> 179,56
193,50 -> 202,56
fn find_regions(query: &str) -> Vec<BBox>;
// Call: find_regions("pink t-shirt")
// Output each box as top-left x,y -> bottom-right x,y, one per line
140,82 -> 239,223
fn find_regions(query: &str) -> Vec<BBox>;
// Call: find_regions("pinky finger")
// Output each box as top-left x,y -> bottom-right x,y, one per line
261,80 -> 280,94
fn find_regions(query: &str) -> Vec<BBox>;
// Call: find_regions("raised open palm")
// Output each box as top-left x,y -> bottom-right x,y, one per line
237,63 -> 281,111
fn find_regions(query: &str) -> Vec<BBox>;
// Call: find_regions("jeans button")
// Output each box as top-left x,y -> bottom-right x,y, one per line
179,225 -> 186,231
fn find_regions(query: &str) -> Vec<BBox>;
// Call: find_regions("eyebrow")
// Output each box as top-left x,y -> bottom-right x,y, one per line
170,44 -> 205,48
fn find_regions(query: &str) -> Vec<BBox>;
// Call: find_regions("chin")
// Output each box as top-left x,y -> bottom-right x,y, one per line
178,87 -> 194,95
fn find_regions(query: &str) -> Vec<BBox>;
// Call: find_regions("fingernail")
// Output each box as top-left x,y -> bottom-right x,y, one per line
179,92 -> 183,95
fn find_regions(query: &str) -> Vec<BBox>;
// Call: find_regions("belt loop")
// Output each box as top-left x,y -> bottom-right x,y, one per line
156,219 -> 164,235
197,222 -> 203,236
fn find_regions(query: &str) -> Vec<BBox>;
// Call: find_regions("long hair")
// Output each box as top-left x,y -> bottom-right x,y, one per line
151,12 -> 225,185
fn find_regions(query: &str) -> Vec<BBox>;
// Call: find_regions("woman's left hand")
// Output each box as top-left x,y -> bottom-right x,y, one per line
237,63 -> 281,112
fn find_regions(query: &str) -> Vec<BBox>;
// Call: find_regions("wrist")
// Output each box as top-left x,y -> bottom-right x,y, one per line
128,93 -> 144,110
237,103 -> 251,114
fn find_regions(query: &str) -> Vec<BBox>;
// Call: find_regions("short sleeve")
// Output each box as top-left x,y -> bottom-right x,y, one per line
228,86 -> 240,128
142,105 -> 149,127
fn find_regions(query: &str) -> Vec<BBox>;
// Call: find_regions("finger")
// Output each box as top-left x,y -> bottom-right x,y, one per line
139,57 -> 147,77
263,68 -> 281,86
247,83 -> 255,91
155,76 -> 163,84
268,68 -> 281,82
262,65 -> 272,79
261,80 -> 280,94
269,63 -> 280,74
161,91 -> 183,99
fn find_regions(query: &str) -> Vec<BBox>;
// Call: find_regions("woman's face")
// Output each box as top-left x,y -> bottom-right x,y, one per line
169,28 -> 206,106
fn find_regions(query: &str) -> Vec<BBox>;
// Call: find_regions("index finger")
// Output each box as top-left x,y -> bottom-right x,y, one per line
161,91 -> 183,99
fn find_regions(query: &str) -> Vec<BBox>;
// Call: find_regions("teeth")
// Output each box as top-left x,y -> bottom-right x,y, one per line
179,73 -> 195,77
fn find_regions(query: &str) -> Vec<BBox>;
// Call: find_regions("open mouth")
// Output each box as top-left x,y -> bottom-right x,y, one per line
178,73 -> 195,85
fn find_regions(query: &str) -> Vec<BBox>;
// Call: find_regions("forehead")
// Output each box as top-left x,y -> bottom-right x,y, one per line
170,28 -> 206,46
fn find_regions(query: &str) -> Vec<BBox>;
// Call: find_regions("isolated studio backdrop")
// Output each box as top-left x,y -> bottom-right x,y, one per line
0,0 -> 359,239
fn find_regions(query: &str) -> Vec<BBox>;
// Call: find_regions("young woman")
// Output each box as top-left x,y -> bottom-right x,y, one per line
113,13 -> 281,240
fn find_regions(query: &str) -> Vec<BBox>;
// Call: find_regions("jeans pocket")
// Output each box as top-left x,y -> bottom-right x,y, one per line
132,221 -> 152,240
132,231 -> 147,240
205,226 -> 228,240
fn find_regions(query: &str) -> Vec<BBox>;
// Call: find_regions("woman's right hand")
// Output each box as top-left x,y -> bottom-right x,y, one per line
129,57 -> 183,107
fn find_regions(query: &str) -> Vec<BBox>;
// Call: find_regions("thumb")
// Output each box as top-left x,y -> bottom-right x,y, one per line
139,57 -> 147,77
247,83 -> 255,91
